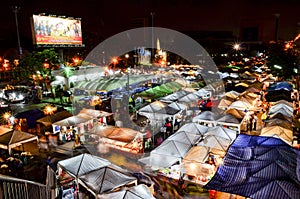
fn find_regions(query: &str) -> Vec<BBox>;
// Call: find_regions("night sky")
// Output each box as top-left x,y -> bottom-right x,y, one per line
1,0 -> 300,52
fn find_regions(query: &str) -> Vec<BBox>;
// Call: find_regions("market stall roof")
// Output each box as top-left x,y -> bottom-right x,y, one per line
225,108 -> 246,119
177,92 -> 199,103
138,101 -> 168,113
78,108 -> 113,118
224,91 -> 240,100
267,81 -> 293,92
178,123 -> 209,135
140,139 -> 193,168
248,81 -> 263,90
182,146 -> 210,163
265,118 -> 292,130
194,88 -> 211,98
228,100 -> 252,111
265,90 -> 291,102
197,135 -> 231,152
260,126 -> 293,144
15,109 -> 45,129
0,126 -> 13,136
160,90 -> 190,102
205,126 -> 237,141
217,99 -> 232,109
0,129 -> 38,154
192,111 -> 219,123
79,164 -> 136,195
57,153 -> 111,178
137,87 -> 169,99
268,104 -> 293,117
204,134 -> 300,199
36,110 -> 73,126
268,112 -> 293,123
52,115 -> 93,127
97,184 -> 155,199
216,114 -> 240,125
167,131 -> 202,145
92,126 -> 143,143
272,100 -> 293,108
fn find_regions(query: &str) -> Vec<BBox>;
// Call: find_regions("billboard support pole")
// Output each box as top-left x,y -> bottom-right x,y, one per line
13,6 -> 22,56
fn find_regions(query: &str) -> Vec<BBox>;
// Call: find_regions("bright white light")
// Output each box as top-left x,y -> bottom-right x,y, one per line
274,65 -> 282,70
233,43 -> 241,50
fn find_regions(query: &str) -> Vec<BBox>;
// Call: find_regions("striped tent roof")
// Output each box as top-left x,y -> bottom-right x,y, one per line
204,134 -> 300,199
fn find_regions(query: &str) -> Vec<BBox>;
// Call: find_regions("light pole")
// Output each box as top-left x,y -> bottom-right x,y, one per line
125,54 -> 130,94
13,6 -> 22,56
150,12 -> 155,63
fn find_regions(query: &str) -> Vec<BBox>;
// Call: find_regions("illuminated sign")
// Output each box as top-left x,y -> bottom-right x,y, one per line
31,14 -> 82,45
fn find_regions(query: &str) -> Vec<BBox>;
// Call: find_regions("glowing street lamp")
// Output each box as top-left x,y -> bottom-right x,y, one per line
43,104 -> 57,115
233,43 -> 241,51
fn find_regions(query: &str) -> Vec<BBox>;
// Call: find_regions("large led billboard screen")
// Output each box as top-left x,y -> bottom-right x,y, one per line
31,14 -> 82,45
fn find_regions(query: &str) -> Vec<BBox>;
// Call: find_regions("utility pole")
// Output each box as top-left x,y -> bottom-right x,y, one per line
13,5 -> 22,56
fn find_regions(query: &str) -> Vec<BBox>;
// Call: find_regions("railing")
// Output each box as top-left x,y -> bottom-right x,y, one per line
0,174 -> 51,199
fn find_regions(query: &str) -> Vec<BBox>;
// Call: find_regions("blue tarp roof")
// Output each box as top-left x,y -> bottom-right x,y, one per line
267,81 -> 293,92
204,134 -> 300,199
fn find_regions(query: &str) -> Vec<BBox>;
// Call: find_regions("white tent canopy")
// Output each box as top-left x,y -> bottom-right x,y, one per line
79,164 -> 136,195
197,135 -> 231,153
0,127 -> 39,154
178,123 -> 209,135
160,90 -> 190,102
57,153 -> 111,177
205,126 -> 237,141
58,154 -> 136,196
139,139 -> 192,168
167,131 -> 202,145
192,111 -> 219,126
97,184 -> 155,199
229,100 -> 252,111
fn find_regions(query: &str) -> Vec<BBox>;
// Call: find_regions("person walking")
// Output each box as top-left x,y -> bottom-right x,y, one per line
249,115 -> 253,132
253,114 -> 258,131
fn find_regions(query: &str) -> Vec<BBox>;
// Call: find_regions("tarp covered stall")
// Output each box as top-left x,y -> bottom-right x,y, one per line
97,184 -> 155,199
204,134 -> 300,199
0,127 -> 39,154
